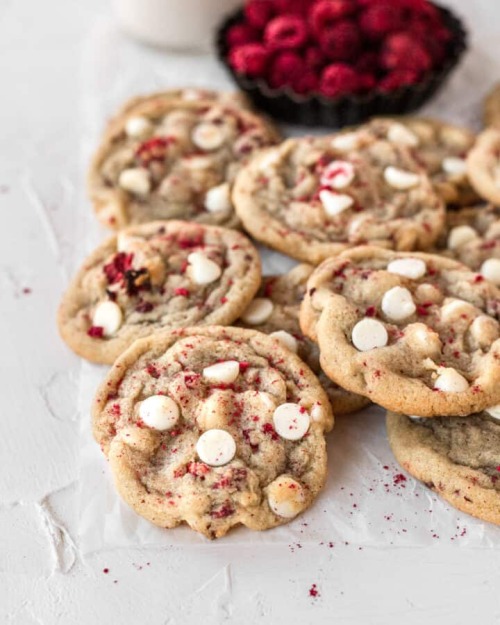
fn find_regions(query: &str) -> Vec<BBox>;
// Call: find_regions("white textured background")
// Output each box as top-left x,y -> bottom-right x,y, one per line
1,0 -> 500,623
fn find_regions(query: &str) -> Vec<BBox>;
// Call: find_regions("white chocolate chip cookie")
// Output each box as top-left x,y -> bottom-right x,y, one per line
92,326 -> 333,539
233,128 -> 444,265
88,94 -> 280,230
466,128 -> 500,206
58,221 -> 261,364
300,246 -> 500,417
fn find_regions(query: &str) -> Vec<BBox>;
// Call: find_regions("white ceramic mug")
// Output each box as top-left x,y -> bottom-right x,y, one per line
113,0 -> 242,50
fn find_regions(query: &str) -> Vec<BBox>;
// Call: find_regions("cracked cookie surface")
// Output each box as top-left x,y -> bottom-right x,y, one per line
387,411 -> 500,526
237,264 -> 370,415
92,326 -> 334,539
233,128 -> 445,264
466,128 -> 500,206
300,246 -> 500,416
58,221 -> 261,364
88,95 -> 280,229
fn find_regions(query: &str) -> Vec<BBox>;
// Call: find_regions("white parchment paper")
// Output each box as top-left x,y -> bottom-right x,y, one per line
77,18 -> 500,553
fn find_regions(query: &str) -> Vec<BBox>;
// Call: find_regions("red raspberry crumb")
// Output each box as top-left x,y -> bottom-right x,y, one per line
244,0 -> 275,29
359,3 -> 403,40
228,43 -> 269,77
378,70 -> 420,91
380,32 -> 433,74
310,0 -> 356,36
262,422 -> 279,440
174,287 -> 190,297
87,326 -> 104,338
320,63 -> 360,98
226,23 -> 259,47
318,20 -> 361,62
268,51 -> 306,88
309,583 -> 320,597
135,136 -> 175,167
103,252 -> 134,284
264,15 -> 308,51
210,503 -> 235,519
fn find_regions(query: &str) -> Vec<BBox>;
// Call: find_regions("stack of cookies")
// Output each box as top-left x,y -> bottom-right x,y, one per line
58,85 -> 500,538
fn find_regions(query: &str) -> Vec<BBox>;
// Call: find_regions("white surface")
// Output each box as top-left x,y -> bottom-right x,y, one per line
1,0 -> 500,623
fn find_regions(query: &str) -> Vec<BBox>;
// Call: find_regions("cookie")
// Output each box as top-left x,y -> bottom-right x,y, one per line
386,411 -> 500,526
237,264 -> 370,414
92,326 -> 334,539
88,96 -> 280,230
368,117 -> 478,206
233,129 -> 445,265
300,246 -> 500,417
483,83 -> 500,129
58,221 -> 261,364
438,204 -> 500,283
466,128 -> 500,206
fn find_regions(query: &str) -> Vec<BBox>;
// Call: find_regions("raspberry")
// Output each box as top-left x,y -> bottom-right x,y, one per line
264,15 -> 308,51
226,23 -> 259,47
267,51 -> 306,88
358,73 -> 376,91
310,0 -> 357,35
318,20 -> 361,61
244,0 -> 275,29
273,0 -> 312,16
228,43 -> 268,77
356,51 -> 379,73
320,63 -> 361,98
380,32 -> 433,74
135,136 -> 175,166
359,4 -> 404,40
304,46 -> 326,72
293,72 -> 319,95
378,69 -> 421,91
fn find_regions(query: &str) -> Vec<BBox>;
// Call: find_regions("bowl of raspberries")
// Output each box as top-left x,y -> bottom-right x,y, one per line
216,0 -> 467,126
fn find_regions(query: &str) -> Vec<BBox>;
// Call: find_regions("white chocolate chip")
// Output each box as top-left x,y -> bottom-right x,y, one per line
241,298 -> 274,325
331,132 -> 362,152
204,183 -> 232,213
351,318 -> 388,351
191,122 -> 225,151
387,258 -> 426,280
116,233 -> 145,253
485,405 -> 500,422
384,166 -> 420,190
442,156 -> 467,176
125,115 -> 153,139
92,301 -> 123,337
310,403 -> 324,423
319,190 -> 354,216
447,225 -> 478,250
187,252 -> 221,285
259,151 -> 280,171
480,258 -> 500,285
118,168 -> 151,195
405,323 -> 442,356
272,403 -> 310,441
469,315 -> 499,348
434,368 -> 469,392
267,476 -> 306,518
202,361 -> 240,385
139,395 -> 180,430
381,286 -> 416,321
387,123 -> 419,147
321,160 -> 355,189
196,429 -> 236,466
440,298 -> 478,323
269,330 -> 298,353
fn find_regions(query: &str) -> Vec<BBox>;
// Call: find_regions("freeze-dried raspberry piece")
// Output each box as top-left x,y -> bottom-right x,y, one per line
226,23 -> 259,47
264,15 -> 308,51
135,136 -> 175,167
293,72 -> 319,95
318,20 -> 361,61
228,43 -> 269,77
310,0 -> 357,35
378,69 -> 421,91
268,52 -> 306,88
359,3 -> 404,40
244,0 -> 275,29
380,32 -> 433,73
319,63 -> 360,98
